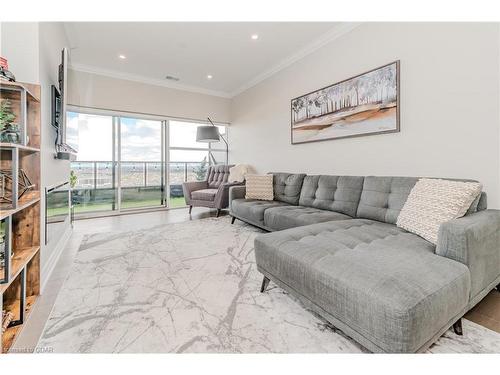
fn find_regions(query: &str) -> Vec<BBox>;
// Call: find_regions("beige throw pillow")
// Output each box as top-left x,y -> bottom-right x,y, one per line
397,178 -> 482,244
245,174 -> 273,201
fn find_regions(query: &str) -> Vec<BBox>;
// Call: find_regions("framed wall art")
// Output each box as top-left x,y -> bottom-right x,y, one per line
291,60 -> 400,144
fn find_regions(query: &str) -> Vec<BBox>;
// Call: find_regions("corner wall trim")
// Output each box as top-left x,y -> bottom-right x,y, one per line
69,64 -> 232,99
229,22 -> 362,97
40,223 -> 72,293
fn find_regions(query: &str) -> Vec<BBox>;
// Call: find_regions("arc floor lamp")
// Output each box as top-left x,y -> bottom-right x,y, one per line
196,117 -> 229,165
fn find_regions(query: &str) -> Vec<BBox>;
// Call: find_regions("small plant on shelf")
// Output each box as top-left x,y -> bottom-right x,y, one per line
0,99 -> 20,143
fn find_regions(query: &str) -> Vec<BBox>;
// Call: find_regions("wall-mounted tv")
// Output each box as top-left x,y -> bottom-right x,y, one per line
51,84 -> 61,129
53,47 -> 78,160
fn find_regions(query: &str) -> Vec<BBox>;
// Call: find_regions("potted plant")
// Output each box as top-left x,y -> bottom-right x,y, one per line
69,170 -> 77,189
0,99 -> 20,143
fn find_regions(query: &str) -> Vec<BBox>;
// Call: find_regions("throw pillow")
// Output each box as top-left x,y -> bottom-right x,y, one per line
245,174 -> 274,200
229,164 -> 251,183
397,178 -> 482,244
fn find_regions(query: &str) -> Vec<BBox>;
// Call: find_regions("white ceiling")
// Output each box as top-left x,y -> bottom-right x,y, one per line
64,22 -> 358,98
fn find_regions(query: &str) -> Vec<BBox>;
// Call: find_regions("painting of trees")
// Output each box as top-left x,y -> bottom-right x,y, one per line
291,62 -> 398,125
291,61 -> 400,144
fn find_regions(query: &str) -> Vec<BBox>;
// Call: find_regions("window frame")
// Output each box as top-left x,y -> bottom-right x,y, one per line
67,105 -> 230,218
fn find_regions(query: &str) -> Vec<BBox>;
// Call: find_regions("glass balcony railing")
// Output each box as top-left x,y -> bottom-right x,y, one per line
70,161 -> 208,214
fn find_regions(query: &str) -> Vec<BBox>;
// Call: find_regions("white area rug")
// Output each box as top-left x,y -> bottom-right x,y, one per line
38,217 -> 500,353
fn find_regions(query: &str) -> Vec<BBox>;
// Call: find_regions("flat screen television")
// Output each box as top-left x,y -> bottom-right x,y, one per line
54,47 -> 78,159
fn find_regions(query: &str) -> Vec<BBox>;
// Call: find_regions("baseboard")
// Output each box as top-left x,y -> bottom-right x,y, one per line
40,223 -> 73,293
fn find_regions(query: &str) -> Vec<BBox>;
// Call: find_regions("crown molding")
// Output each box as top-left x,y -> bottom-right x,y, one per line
69,63 -> 233,99
68,22 -> 361,100
229,22 -> 362,97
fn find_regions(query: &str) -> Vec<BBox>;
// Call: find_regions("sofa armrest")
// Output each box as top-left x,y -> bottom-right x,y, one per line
182,180 -> 208,204
213,182 -> 244,209
229,185 -> 246,211
436,209 -> 500,298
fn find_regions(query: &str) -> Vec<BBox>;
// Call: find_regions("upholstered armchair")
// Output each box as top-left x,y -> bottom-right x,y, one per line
182,165 -> 242,217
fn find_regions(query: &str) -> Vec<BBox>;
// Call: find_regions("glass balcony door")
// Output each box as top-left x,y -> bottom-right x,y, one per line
168,120 -> 227,208
70,112 -> 118,215
69,109 -> 229,217
119,117 -> 165,210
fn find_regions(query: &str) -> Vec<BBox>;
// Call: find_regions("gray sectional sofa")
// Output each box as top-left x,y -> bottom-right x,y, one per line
228,173 -> 500,353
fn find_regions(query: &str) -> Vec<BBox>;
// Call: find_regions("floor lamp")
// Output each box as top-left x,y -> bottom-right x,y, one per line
196,118 -> 228,165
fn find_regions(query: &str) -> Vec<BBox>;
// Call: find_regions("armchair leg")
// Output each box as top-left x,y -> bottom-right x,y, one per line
216,209 -> 221,218
453,318 -> 463,336
496,283 -> 500,292
231,216 -> 236,224
189,205 -> 192,214
260,276 -> 270,293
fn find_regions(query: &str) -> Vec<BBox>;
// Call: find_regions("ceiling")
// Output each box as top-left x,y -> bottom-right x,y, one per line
64,22 -> 356,98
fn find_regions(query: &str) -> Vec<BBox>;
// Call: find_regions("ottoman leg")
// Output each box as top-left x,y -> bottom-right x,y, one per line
231,216 -> 236,224
453,319 -> 463,336
260,276 -> 270,293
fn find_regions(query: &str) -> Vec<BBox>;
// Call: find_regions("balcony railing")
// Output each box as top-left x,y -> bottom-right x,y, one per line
70,161 -> 207,190
69,161 -> 208,213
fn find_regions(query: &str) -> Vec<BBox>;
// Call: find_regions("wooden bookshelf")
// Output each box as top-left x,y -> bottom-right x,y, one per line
2,295 -> 37,352
0,143 -> 40,154
0,81 -> 40,103
0,246 -> 40,294
1,82 -> 41,354
0,191 -> 40,220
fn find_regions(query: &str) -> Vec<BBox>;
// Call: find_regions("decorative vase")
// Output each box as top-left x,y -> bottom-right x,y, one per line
4,131 -> 19,144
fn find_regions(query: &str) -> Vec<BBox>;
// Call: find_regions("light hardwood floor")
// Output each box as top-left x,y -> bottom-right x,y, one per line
466,290 -> 500,333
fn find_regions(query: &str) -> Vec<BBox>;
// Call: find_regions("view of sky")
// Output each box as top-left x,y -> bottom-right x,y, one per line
68,113 -> 227,163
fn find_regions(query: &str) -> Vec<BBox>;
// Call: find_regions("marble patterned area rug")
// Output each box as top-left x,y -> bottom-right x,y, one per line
38,217 -> 500,353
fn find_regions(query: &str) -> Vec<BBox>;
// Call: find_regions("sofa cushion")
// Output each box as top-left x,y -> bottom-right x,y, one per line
299,175 -> 364,217
469,191 -> 487,213
231,199 -> 289,226
357,176 -> 485,224
191,188 -> 218,201
264,205 -> 351,231
254,219 -> 470,353
356,176 -> 419,224
271,173 -> 306,205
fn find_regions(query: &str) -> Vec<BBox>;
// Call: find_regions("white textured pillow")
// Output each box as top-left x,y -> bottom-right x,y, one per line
228,164 -> 251,183
397,178 -> 482,244
245,174 -> 273,201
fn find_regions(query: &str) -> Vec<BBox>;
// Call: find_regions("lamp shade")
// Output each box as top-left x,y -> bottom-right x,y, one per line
196,125 -> 220,142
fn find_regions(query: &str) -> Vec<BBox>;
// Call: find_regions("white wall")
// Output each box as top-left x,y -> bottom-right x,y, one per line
68,70 -> 231,123
0,22 -> 40,83
1,22 -> 72,286
230,23 -> 500,208
38,22 -> 72,283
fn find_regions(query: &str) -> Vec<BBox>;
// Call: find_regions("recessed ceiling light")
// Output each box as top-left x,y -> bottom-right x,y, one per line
118,54 -> 126,59
207,74 -> 213,80
251,34 -> 259,40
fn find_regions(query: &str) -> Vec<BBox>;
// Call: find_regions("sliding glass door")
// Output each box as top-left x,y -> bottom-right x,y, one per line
119,117 -> 164,210
168,121 -> 228,207
70,112 -> 118,215
69,109 -> 228,217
